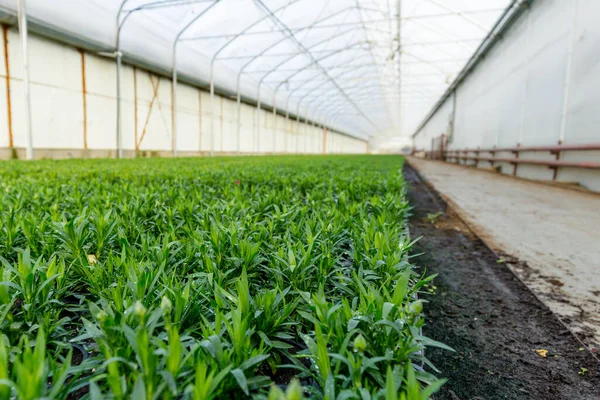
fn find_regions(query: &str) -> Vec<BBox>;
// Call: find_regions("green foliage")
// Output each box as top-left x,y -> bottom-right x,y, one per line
0,155 -> 446,398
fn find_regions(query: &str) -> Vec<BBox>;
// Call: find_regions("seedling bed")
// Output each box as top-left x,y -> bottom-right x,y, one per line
0,155 -> 448,399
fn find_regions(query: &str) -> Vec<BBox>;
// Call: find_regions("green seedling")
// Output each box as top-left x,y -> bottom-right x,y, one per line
0,155 -> 447,398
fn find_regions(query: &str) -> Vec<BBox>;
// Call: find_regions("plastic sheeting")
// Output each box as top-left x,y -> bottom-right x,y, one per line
413,0 -> 600,191
0,0 -> 511,143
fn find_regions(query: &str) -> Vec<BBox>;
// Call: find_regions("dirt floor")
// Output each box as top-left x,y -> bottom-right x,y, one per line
404,164 -> 600,400
406,157 -> 600,350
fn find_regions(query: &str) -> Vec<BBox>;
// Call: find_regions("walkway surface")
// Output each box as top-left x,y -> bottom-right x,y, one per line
407,157 -> 600,349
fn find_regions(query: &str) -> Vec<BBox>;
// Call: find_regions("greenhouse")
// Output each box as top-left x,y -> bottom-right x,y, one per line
0,0 -> 599,398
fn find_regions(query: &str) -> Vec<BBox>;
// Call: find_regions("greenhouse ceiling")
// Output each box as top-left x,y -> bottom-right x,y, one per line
0,0 -> 514,141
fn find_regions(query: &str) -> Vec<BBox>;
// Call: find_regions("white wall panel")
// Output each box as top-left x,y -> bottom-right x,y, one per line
563,0 -> 600,145
0,27 -> 366,158
86,95 -> 116,151
199,91 -> 211,152
240,104 -> 255,153
520,34 -> 568,146
85,52 -> 118,150
414,94 -> 453,150
0,77 -> 8,149
222,98 -> 237,153
136,71 -> 168,146
174,83 -> 201,153
414,0 -> 600,191
0,28 -> 7,149
9,31 -> 84,150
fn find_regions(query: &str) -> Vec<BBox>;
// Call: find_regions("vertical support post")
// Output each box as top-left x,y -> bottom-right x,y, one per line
272,105 -> 277,154
284,110 -> 289,154
220,96 -> 224,153
518,9 -> 532,147
133,67 -> 138,156
449,91 -> 456,141
512,144 -> 519,176
114,1 -> 129,159
306,120 -> 312,154
209,80 -> 215,156
171,47 -> 178,157
170,1 -> 219,157
198,90 -> 203,153
303,119 -> 307,154
552,140 -> 562,180
295,115 -> 300,154
17,0 -> 33,160
333,131 -> 336,154
3,25 -> 13,153
256,101 -> 261,153
236,93 -> 241,153
559,0 -> 578,144
79,49 -> 88,153
440,133 -> 445,161
323,127 -> 327,155
316,124 -> 320,154
116,49 -> 122,158
396,0 -> 402,136
234,66 -> 247,155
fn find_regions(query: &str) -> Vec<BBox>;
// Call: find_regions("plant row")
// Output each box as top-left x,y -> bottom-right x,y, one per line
0,155 -> 448,399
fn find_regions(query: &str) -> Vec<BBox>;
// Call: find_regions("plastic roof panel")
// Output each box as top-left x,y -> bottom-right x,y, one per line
0,0 -> 512,141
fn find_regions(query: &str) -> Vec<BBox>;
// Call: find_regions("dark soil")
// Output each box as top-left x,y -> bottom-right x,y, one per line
404,164 -> 600,400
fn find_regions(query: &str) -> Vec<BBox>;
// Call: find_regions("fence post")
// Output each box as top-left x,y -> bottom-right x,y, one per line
552,139 -> 562,180
440,133 -> 445,161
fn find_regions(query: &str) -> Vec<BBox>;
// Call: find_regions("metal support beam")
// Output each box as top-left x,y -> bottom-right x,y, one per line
276,42 -> 367,135
253,27 -> 361,149
245,5 -> 364,148
397,0 -> 402,135
172,1 -> 219,157
209,0 -> 302,155
254,0 -> 381,138
116,0 -> 216,158
412,0 -> 530,138
17,0 -> 33,160
181,8 -> 505,41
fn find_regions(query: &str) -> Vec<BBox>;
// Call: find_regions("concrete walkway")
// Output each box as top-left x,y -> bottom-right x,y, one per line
408,157 -> 600,349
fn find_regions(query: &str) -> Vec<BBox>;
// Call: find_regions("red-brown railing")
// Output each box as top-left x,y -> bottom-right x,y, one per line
421,139 -> 600,180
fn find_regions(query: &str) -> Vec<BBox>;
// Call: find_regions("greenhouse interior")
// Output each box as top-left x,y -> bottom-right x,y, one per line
0,0 -> 598,398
